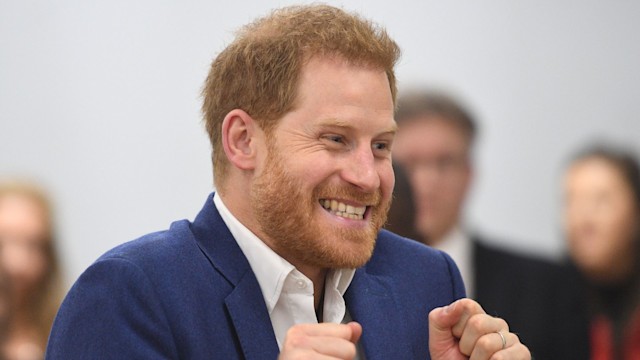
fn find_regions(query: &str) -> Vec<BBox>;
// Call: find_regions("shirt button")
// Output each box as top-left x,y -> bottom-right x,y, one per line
296,280 -> 306,289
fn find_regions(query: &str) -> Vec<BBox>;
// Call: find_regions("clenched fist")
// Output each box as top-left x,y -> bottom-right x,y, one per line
429,298 -> 531,360
278,322 -> 362,360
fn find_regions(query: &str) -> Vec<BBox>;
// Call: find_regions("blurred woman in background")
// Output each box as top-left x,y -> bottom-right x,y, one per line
564,145 -> 640,360
0,182 -> 63,360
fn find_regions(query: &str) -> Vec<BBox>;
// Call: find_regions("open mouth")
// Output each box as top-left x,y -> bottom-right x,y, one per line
319,199 -> 366,220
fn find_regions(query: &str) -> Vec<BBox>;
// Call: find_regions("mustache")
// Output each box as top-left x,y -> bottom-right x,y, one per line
314,183 -> 382,206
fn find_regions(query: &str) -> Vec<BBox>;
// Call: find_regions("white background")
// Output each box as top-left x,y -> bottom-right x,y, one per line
1,0 -> 639,286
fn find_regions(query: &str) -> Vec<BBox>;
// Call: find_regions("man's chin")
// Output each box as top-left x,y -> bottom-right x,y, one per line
316,237 -> 376,269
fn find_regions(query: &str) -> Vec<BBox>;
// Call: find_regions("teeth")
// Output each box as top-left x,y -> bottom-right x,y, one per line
319,199 -> 366,220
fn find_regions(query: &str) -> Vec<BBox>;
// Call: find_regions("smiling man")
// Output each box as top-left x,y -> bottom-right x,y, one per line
46,5 -> 530,359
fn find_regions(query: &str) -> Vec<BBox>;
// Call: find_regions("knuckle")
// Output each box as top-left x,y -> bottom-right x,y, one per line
511,333 -> 521,344
468,314 -> 484,329
289,334 -> 308,348
344,344 -> 357,359
278,349 -> 309,360
284,327 -> 308,348
476,334 -> 493,349
497,318 -> 509,332
290,351 -> 310,360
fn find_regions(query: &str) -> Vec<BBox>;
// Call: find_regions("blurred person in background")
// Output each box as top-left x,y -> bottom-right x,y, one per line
392,90 -> 589,359
0,268 -> 11,360
563,145 -> 640,360
0,182 -> 64,360
384,163 -> 421,241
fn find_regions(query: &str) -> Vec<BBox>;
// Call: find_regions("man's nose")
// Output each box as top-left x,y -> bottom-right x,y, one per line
341,145 -> 380,192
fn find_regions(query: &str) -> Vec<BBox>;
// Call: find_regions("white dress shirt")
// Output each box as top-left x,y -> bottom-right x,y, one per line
213,194 -> 356,349
433,226 -> 474,297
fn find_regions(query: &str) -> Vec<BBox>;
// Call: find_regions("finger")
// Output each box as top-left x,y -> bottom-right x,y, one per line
430,303 -> 458,330
429,299 -> 487,359
281,323 -> 360,359
347,322 -> 362,344
281,333 -> 356,359
278,348 -> 352,360
458,314 -> 509,355
469,332 -> 518,360
428,302 -> 464,359
450,299 -> 486,338
293,322 -> 357,340
486,342 -> 531,360
307,336 -> 358,359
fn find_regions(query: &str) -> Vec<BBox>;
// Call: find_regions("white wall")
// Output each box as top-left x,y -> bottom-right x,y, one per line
1,0 -> 639,286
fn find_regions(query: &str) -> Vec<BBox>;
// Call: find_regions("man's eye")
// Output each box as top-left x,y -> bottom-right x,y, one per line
324,135 -> 344,143
373,142 -> 389,151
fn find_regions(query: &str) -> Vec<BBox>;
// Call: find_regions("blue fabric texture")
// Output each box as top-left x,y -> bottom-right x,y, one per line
46,193 -> 465,359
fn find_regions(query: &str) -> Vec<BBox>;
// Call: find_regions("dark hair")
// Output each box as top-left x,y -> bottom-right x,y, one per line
570,144 -> 640,207
394,90 -> 477,145
384,163 -> 423,242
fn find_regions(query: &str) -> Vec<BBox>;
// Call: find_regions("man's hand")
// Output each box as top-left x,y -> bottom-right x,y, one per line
429,298 -> 531,360
278,322 -> 362,360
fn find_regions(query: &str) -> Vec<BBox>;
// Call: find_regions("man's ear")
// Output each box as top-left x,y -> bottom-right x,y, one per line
221,109 -> 261,171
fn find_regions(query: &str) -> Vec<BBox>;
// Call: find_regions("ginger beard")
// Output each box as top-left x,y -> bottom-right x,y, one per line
251,144 -> 391,269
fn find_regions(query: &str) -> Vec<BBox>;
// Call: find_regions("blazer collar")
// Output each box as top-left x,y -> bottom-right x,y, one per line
190,193 -> 279,359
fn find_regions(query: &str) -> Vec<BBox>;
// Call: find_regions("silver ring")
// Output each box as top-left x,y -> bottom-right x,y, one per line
496,331 -> 506,350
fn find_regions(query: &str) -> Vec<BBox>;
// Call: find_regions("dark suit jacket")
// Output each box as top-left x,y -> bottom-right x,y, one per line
46,194 -> 465,359
474,239 -> 590,360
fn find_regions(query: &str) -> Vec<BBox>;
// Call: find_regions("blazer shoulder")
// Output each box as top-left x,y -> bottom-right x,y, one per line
370,230 -> 466,298
96,219 -> 198,268
373,230 -> 456,268
48,217 -> 243,358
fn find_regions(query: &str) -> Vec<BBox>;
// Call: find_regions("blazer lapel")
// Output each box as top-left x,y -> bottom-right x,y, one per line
225,272 -> 280,360
191,193 -> 279,360
345,268 -> 417,360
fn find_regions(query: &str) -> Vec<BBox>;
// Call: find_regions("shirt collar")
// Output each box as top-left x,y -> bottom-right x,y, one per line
213,193 -> 355,313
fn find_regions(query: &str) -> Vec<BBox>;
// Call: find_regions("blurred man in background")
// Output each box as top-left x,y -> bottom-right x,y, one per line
563,145 -> 640,360
392,90 -> 589,359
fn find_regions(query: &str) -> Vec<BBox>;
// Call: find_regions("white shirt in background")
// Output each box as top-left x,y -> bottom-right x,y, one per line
434,226 -> 474,298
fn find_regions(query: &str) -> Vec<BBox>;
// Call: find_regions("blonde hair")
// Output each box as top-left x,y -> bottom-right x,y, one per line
202,4 -> 400,190
0,181 -> 64,349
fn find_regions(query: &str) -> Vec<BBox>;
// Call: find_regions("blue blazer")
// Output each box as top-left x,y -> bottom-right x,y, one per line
46,194 -> 465,359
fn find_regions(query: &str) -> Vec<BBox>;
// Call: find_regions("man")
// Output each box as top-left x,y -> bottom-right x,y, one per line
46,6 -> 530,359
392,91 -> 588,359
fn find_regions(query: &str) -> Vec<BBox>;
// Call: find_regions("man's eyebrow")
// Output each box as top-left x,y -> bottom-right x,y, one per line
316,118 -> 353,129
316,119 -> 398,136
385,122 -> 398,135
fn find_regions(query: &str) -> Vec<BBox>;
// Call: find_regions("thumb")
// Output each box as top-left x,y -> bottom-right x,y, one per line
428,302 -> 463,358
347,322 -> 362,344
